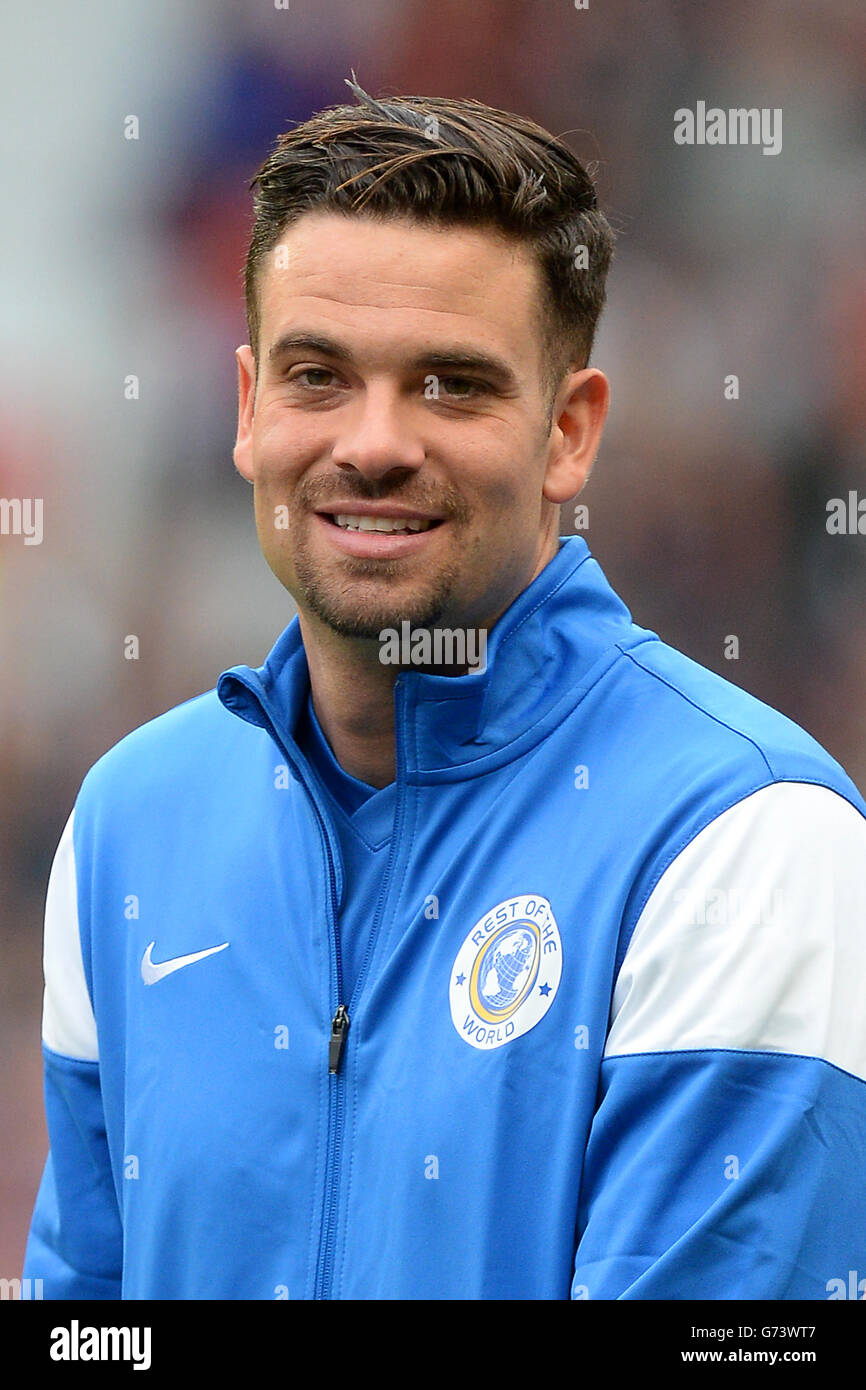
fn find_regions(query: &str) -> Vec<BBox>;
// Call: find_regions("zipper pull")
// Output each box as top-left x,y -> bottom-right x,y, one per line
328,1004 -> 350,1074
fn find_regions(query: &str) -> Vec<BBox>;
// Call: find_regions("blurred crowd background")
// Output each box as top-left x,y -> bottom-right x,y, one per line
2,0 -> 864,1279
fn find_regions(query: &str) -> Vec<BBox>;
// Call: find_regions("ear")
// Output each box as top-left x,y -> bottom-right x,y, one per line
233,345 -> 257,483
542,368 -> 610,504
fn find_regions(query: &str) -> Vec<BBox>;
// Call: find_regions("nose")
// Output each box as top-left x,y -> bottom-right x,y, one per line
330,381 -> 426,481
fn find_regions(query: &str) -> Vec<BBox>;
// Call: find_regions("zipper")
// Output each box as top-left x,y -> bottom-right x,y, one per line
314,676 -> 411,1298
310,785 -> 345,1299
221,669 -> 407,1301
260,698 -> 352,1300
218,672 -> 349,1299
328,1004 -> 350,1074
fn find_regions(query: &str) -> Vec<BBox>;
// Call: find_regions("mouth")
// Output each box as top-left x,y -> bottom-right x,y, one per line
329,513 -> 443,534
312,508 -> 447,557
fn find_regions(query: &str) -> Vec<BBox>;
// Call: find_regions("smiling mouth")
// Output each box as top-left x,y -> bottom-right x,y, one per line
327,514 -> 444,534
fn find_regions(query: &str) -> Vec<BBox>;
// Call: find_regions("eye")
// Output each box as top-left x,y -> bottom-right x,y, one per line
291,368 -> 336,388
438,377 -> 485,398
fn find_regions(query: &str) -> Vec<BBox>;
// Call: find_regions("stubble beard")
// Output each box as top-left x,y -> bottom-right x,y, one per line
291,547 -> 466,638
282,476 -> 475,639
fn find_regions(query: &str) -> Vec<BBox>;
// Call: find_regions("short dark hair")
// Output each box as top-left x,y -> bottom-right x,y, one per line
244,75 -> 616,403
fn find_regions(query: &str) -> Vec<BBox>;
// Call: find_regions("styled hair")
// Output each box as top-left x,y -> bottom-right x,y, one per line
244,75 -> 616,402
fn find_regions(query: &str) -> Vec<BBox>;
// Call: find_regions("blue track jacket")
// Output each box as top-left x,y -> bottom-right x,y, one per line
24,537 -> 866,1299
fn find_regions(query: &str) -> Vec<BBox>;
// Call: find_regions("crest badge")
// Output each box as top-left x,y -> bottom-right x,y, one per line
450,894 -> 562,1050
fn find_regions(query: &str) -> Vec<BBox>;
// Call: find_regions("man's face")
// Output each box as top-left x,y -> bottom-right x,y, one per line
234,211 -> 604,640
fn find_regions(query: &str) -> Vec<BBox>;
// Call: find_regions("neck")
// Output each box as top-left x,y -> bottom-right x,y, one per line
298,535 -> 563,788
300,618 -> 400,788
299,615 -> 495,788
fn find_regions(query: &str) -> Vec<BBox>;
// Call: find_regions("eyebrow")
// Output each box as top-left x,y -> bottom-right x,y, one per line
267,331 -> 520,390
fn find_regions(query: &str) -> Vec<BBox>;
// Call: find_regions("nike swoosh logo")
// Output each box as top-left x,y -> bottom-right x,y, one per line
141,940 -> 229,986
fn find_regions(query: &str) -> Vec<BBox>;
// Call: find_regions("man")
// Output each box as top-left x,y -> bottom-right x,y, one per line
24,79 -> 866,1300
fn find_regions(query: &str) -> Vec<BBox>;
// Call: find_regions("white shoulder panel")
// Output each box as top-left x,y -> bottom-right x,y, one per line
41,808 -> 99,1061
604,782 -> 866,1082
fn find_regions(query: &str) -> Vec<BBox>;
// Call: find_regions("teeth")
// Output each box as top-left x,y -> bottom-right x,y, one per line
333,514 -> 434,533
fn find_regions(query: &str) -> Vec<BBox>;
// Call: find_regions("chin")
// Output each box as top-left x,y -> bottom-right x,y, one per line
293,557 -> 465,639
304,585 -> 459,639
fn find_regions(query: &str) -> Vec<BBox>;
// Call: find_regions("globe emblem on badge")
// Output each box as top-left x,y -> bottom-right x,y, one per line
450,893 -> 563,1051
469,922 -> 539,1023
472,924 -> 538,1017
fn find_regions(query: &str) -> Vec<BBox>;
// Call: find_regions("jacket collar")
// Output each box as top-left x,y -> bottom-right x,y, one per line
217,536 -> 653,782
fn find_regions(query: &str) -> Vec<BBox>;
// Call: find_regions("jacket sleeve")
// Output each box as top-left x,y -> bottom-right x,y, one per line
22,809 -> 123,1299
573,780 -> 866,1300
